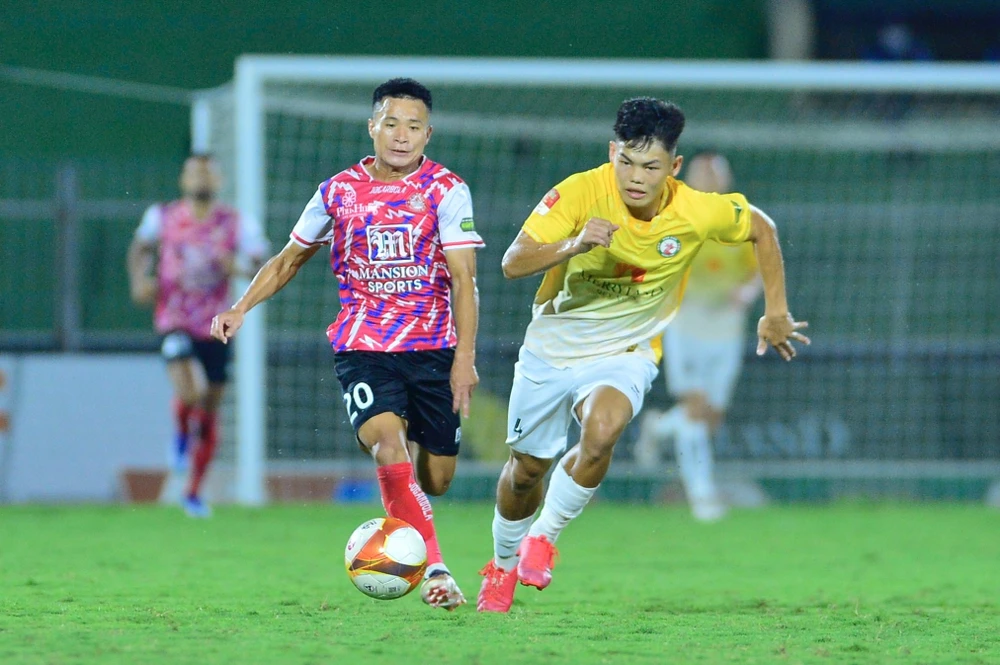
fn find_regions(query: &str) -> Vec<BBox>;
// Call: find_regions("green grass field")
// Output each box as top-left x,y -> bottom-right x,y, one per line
2,502 -> 999,664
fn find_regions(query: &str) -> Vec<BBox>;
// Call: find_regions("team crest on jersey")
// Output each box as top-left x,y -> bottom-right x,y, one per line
533,188 -> 560,216
407,193 -> 427,212
367,224 -> 415,264
657,236 -> 681,258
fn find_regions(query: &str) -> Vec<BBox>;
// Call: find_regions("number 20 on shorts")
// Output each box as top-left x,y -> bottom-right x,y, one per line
343,382 -> 374,423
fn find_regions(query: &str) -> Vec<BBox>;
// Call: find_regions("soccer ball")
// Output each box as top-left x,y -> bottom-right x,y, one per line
344,517 -> 427,600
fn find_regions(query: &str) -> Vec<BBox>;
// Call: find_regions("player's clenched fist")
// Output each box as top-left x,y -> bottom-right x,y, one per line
211,308 -> 245,344
573,217 -> 619,253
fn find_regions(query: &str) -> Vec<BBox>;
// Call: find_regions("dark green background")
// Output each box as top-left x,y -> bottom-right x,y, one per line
1,0 -> 767,159
0,0 -> 767,336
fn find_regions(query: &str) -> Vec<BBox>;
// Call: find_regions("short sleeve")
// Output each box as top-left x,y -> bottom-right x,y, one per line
438,182 -> 484,250
238,213 -> 270,259
135,204 -> 162,243
521,172 -> 589,244
704,192 -> 753,245
290,187 -> 333,247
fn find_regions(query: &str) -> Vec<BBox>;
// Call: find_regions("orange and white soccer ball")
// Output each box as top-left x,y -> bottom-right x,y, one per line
344,517 -> 427,599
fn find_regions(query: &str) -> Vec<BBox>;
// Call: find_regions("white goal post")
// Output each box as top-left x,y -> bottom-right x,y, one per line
198,56 -> 1000,506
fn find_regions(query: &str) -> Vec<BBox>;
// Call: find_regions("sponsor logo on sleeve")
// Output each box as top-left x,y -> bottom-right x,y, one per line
533,188 -> 560,216
731,200 -> 744,223
460,218 -> 476,232
657,236 -> 681,258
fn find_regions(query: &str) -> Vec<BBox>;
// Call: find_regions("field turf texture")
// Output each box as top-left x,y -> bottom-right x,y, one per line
2,503 -> 998,664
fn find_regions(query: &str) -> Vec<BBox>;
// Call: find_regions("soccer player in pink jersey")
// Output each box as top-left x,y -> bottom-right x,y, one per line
211,79 -> 483,610
128,154 -> 269,518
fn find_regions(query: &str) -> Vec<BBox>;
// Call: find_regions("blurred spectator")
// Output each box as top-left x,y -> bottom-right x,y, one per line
863,23 -> 934,62
860,23 -> 934,121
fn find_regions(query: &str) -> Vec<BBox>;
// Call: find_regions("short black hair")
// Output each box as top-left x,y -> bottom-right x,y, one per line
613,98 -> 685,153
372,78 -> 432,112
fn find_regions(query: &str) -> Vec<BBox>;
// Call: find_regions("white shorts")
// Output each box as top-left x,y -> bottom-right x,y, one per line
506,347 -> 659,460
663,326 -> 745,410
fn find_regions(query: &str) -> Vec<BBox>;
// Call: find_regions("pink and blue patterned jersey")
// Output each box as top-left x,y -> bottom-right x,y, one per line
290,156 -> 483,353
135,201 -> 269,339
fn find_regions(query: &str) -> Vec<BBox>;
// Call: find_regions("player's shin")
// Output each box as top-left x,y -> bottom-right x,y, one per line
186,408 -> 218,499
674,416 -> 717,502
172,398 -> 193,449
376,462 -> 446,573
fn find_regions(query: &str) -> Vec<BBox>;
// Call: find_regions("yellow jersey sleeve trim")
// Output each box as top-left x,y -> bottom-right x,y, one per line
522,224 -> 552,245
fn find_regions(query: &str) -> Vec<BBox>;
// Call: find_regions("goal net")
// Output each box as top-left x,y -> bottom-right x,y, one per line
197,57 -> 1000,504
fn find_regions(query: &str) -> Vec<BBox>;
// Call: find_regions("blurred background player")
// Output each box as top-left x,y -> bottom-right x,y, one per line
210,78 -> 483,610
127,154 -> 269,518
477,98 -> 809,613
633,152 -> 761,522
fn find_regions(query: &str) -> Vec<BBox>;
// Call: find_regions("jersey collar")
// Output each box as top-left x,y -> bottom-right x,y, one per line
358,155 -> 429,184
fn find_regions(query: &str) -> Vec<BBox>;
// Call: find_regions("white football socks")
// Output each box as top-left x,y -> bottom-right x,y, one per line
492,506 -> 533,571
660,405 -> 684,438
673,414 -> 717,502
527,459 -> 597,543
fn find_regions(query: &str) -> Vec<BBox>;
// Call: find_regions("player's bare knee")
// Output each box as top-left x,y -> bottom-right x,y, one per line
415,462 -> 453,496
421,474 -> 451,497
507,453 -> 548,494
366,433 -> 409,466
580,415 -> 627,451
683,393 -> 711,421
174,380 -> 204,406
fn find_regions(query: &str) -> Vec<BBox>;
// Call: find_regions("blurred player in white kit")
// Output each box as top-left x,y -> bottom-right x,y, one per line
634,152 -> 762,522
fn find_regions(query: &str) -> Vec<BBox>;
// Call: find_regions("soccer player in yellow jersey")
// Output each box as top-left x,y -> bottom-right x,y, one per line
634,152 -> 761,522
477,98 -> 809,613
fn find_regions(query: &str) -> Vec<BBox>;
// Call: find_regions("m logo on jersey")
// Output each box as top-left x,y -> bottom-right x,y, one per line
367,225 -> 415,264
657,236 -> 681,258
533,188 -> 560,216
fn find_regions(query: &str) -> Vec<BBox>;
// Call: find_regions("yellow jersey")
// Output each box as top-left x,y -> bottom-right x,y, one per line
520,162 -> 752,367
683,238 -> 758,307
670,239 -> 759,340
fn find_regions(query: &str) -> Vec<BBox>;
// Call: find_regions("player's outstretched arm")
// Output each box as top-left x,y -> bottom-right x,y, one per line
444,248 -> 480,417
210,240 -> 321,343
501,217 -> 619,279
748,206 -> 810,361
